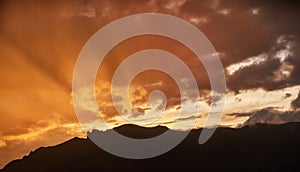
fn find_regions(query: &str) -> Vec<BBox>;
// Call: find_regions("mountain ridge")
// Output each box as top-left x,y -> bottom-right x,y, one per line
1,122 -> 300,171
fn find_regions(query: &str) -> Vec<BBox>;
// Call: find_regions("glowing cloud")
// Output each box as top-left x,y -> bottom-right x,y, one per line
226,53 -> 267,75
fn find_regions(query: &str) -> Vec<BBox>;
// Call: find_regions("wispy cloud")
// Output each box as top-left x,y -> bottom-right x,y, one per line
226,53 -> 267,75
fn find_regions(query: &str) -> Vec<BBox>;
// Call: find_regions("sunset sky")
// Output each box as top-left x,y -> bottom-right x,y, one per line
1,0 -> 300,168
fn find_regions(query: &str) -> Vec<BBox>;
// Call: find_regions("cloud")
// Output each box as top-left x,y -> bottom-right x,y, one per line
226,53 -> 267,75
227,35 -> 298,92
189,17 -> 208,25
250,8 -> 260,15
217,8 -> 231,15
224,85 -> 300,114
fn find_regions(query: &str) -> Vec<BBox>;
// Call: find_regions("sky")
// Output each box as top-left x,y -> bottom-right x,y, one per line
1,0 -> 300,169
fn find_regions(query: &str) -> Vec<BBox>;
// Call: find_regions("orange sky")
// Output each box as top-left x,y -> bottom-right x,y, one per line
1,0 -> 300,169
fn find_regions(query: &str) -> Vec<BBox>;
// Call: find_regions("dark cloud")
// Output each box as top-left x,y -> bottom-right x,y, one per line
227,35 -> 296,92
179,0 -> 300,92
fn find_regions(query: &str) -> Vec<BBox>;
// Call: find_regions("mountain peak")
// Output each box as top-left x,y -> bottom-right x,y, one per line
88,124 -> 169,139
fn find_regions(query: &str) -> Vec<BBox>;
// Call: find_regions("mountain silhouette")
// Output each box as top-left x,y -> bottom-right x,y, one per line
1,123 -> 300,171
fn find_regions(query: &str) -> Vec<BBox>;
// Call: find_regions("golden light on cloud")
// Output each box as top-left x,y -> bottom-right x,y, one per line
1,119 -> 85,143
